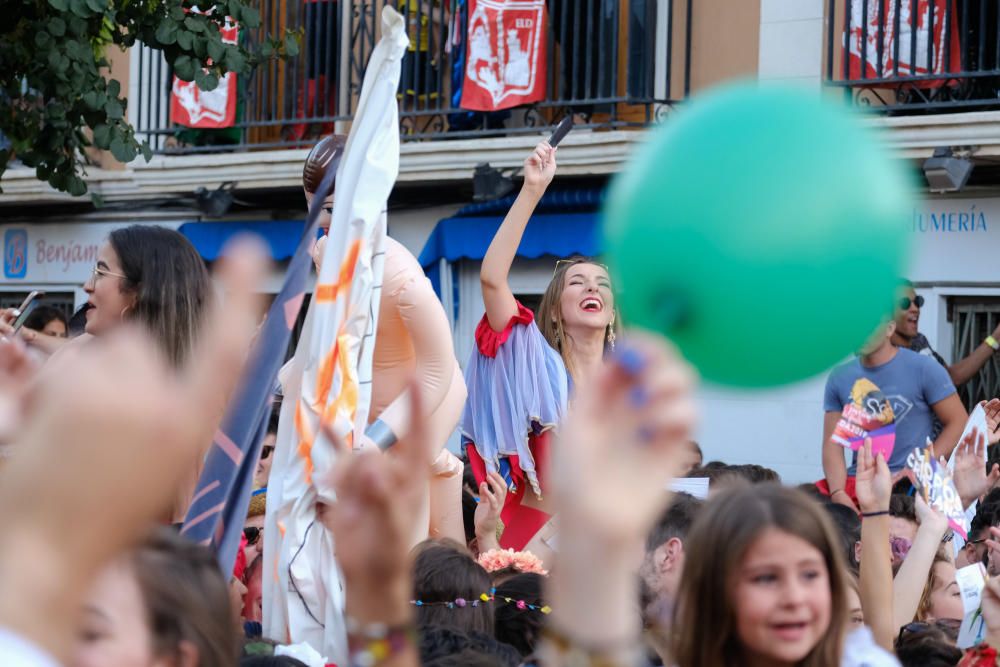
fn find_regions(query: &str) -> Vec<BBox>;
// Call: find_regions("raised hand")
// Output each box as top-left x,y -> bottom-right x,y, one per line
914,493 -> 950,536
855,438 -> 891,514
982,398 -> 1000,446
0,238 -> 267,662
473,470 -> 507,553
522,141 -> 557,195
953,426 -> 1000,508
317,385 -> 434,625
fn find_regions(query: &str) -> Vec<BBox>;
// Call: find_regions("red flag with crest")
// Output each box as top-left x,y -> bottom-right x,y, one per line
170,13 -> 239,128
460,0 -> 547,111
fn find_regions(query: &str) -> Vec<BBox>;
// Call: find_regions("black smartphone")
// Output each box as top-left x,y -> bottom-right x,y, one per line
11,291 -> 44,333
547,116 -> 574,147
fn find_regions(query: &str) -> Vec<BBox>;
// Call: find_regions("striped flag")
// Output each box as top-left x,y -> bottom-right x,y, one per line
262,7 -> 408,662
179,162 -> 336,577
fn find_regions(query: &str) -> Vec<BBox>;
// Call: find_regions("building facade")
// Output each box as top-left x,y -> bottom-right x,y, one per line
3,0 -> 999,480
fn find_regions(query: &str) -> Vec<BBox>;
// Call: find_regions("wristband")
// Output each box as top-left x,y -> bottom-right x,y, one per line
861,510 -> 890,518
987,335 -> 1000,351
364,419 -> 398,451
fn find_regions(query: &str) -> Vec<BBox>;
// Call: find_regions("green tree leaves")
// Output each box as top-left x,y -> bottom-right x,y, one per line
1,0 -> 297,195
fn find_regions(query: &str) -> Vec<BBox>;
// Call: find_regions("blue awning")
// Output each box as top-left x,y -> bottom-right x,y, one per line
179,220 -> 307,261
451,188 -> 604,217
417,212 -> 601,269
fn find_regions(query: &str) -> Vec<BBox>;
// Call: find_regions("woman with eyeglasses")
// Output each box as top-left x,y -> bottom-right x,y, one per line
1,226 -> 211,370
81,225 -> 210,369
79,226 -> 215,523
462,142 -> 620,551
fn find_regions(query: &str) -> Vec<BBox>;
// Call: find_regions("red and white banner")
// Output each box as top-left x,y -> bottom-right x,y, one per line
845,0 -> 960,86
170,15 -> 238,128
460,0 -> 547,111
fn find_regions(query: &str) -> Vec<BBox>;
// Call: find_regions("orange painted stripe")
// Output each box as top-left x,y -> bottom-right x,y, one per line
294,401 -> 314,486
315,239 -> 364,304
272,522 -> 286,584
315,337 -> 339,409
314,283 -> 336,303
323,334 -> 359,429
338,239 -> 361,292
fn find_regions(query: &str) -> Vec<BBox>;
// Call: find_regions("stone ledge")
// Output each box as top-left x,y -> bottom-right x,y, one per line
0,130 -> 648,205
8,110 -> 1000,206
868,110 -> 1000,158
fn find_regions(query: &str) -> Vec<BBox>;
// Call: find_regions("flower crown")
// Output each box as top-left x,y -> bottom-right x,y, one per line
476,548 -> 548,575
411,588 -> 551,614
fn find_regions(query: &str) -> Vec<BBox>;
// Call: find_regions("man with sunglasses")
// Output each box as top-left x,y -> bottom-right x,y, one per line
893,279 -> 1000,387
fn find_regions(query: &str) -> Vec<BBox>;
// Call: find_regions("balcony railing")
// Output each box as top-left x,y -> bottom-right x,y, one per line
825,0 -> 1000,112
132,0 -> 691,155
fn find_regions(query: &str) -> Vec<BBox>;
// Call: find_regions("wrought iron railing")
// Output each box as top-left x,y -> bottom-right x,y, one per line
951,298 -> 1000,409
132,0 -> 691,154
825,0 -> 1000,112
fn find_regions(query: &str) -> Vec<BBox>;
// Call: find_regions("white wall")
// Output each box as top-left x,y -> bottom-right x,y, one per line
696,377 -> 827,482
758,0 -> 824,89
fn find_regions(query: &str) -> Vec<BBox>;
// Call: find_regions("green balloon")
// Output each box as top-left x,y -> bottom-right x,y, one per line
603,84 -> 915,387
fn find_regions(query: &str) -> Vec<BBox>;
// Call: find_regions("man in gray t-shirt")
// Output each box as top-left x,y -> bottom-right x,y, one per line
821,320 -> 968,510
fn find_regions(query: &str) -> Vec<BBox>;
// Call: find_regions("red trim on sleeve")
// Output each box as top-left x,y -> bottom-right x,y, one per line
475,302 -> 535,358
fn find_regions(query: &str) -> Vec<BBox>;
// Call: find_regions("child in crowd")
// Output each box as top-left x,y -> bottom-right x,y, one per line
672,484 -> 886,666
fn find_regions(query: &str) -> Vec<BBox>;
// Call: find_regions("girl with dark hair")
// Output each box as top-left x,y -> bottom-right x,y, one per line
23,305 -> 68,338
84,225 -> 211,368
492,572 -> 546,658
463,142 -> 620,551
412,541 -> 495,636
73,528 -> 239,667
11,304 -> 71,357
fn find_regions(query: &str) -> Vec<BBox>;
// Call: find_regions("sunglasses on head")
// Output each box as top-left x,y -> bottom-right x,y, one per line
899,295 -> 925,310
554,259 -> 610,276
244,526 -> 263,545
897,618 -> 961,643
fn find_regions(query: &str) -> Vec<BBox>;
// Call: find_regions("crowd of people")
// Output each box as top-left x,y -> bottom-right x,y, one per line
6,139 -> 1000,667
